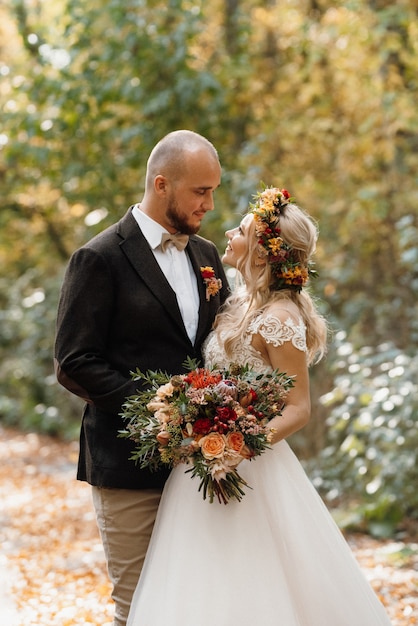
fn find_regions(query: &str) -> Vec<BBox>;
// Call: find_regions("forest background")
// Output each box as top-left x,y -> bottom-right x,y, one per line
1,0 -> 417,538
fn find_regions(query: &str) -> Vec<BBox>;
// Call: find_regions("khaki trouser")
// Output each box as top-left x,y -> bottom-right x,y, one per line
92,486 -> 162,626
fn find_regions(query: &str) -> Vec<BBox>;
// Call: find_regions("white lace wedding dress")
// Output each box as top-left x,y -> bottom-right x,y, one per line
127,314 -> 392,626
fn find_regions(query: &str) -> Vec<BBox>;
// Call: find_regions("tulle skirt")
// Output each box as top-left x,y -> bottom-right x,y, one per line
127,441 -> 392,626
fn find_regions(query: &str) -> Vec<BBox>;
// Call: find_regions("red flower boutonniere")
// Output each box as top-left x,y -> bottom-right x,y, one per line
200,266 -> 222,301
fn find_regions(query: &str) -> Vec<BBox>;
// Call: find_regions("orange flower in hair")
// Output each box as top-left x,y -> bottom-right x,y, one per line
249,186 -> 317,292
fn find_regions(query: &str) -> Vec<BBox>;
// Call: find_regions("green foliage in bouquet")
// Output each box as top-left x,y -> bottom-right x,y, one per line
119,358 -> 294,504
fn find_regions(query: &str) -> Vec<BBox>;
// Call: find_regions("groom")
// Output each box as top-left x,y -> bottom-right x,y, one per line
54,130 -> 229,626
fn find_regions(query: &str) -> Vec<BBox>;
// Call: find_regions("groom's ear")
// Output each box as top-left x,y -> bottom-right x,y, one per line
154,175 -> 168,195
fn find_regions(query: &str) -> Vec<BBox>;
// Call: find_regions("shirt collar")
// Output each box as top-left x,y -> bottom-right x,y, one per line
132,204 -> 168,250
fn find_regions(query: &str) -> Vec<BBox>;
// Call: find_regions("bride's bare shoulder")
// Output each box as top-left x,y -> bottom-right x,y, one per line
263,299 -> 301,323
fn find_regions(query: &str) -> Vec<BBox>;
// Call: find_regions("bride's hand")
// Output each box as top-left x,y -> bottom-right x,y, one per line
266,428 -> 277,444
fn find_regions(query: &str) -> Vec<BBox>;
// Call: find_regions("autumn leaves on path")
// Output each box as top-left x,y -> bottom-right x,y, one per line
0,427 -> 416,625
0,429 -> 113,625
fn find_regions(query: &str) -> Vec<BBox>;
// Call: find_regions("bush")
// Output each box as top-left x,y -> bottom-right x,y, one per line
0,270 -> 82,439
307,331 -> 418,537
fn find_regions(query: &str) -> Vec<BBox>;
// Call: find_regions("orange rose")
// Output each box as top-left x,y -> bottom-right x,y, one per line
200,433 -> 226,460
226,431 -> 244,454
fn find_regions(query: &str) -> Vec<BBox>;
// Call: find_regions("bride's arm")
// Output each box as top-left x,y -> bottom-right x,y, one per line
264,337 -> 311,444
250,307 -> 311,445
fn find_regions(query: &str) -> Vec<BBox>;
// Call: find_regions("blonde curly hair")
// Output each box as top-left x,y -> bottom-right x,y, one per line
213,203 -> 328,366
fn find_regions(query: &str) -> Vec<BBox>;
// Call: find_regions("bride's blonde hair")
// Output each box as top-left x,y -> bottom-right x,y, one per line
214,202 -> 328,366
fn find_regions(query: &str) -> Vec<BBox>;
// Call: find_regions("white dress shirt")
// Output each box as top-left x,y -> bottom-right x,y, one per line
132,205 -> 199,344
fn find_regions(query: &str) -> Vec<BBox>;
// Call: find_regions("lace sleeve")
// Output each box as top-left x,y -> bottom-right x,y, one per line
248,314 -> 307,353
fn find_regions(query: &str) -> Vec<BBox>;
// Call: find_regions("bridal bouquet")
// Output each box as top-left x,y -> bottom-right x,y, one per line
119,359 -> 293,504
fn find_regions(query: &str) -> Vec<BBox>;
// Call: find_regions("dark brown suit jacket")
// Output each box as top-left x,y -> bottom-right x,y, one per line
54,207 -> 229,489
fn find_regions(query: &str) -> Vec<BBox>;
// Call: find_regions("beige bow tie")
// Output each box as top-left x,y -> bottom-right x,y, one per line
160,232 -> 189,252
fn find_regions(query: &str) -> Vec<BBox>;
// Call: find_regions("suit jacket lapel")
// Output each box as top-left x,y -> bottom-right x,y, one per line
186,237 -> 214,347
117,209 -> 187,337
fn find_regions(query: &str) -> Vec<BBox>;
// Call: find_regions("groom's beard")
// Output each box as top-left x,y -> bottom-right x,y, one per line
166,194 -> 200,235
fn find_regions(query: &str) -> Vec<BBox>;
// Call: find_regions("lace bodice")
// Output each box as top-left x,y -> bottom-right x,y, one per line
203,313 -> 307,371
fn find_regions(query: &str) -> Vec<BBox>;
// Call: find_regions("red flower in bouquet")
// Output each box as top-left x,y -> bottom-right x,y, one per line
193,418 -> 212,435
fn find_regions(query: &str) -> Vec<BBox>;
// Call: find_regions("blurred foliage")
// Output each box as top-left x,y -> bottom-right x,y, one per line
306,332 -> 418,536
0,270 -> 82,439
1,0 -> 417,531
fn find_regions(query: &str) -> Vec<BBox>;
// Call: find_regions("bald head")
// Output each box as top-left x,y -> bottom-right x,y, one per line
145,130 -> 219,190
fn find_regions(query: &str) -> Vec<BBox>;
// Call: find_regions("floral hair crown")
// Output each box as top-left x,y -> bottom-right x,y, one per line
249,186 -> 317,292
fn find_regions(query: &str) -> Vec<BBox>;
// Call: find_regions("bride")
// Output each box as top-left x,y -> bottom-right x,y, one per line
126,187 -> 392,625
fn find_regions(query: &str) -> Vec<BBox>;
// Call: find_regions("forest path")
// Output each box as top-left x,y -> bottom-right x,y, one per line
0,427 -> 416,625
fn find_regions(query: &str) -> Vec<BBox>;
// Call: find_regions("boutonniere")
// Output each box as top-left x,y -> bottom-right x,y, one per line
200,266 -> 222,301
